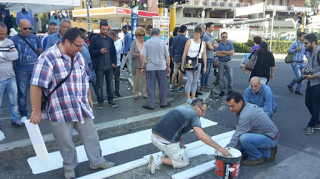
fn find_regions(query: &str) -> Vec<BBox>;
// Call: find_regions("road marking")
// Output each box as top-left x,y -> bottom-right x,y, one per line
27,117 -> 217,174
171,160 -> 215,179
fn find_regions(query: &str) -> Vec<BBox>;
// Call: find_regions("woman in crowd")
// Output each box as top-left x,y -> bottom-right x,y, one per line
244,41 -> 275,84
130,27 -> 147,99
181,27 -> 207,104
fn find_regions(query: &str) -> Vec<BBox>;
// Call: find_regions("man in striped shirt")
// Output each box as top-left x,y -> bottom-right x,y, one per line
30,28 -> 115,179
0,22 -> 24,142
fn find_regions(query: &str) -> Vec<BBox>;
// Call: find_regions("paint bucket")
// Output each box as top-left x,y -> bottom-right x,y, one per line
214,147 -> 242,179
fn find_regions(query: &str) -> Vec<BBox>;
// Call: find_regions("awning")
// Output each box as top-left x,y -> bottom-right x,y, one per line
0,0 -> 81,14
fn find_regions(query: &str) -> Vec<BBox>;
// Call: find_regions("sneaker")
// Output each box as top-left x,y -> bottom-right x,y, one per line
177,87 -> 184,92
306,127 -> 314,135
11,121 -> 25,128
90,161 -> 115,170
186,98 -> 193,104
304,124 -> 320,130
116,92 -> 121,97
113,92 -> 119,98
200,87 -> 209,92
97,102 -> 104,109
265,146 -> 277,162
287,85 -> 293,93
242,157 -> 264,166
147,155 -> 159,175
108,101 -> 118,108
64,169 -> 75,179
219,91 -> 225,97
160,102 -> 171,108
295,91 -> 303,95
170,85 -> 177,91
205,85 -> 213,90
20,116 -> 27,124
0,130 -> 5,142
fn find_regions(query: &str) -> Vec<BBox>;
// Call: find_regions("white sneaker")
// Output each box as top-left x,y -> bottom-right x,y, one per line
20,116 -> 27,123
0,130 -> 5,142
147,155 -> 159,175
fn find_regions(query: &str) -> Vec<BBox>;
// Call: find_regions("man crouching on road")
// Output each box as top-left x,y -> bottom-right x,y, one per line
147,98 -> 230,174
226,92 -> 280,166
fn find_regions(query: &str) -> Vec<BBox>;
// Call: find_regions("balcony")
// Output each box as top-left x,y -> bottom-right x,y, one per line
202,1 -> 250,8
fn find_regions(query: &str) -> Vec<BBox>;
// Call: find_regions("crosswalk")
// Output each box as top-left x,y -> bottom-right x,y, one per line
27,117 -> 234,178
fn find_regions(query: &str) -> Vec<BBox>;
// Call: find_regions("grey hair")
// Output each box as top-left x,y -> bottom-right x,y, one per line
191,98 -> 206,108
151,28 -> 160,36
60,18 -> 71,25
107,30 -> 117,38
195,22 -> 205,28
0,22 -> 7,29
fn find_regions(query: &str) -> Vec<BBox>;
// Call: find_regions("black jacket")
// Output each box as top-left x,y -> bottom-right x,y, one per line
89,34 -> 117,70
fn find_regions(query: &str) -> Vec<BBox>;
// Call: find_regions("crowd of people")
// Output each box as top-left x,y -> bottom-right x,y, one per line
0,17 -> 319,179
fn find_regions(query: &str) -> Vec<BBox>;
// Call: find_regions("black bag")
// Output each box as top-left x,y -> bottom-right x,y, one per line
184,40 -> 202,70
41,56 -> 74,111
18,34 -> 39,57
245,49 -> 258,71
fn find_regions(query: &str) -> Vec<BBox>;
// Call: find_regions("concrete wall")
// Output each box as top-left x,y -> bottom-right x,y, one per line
148,0 -> 159,13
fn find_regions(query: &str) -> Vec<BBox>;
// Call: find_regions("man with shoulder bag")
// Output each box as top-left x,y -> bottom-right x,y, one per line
287,32 -> 307,95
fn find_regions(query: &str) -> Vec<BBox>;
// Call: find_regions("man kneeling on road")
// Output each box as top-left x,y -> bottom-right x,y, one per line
147,98 -> 229,174
244,76 -> 278,119
227,92 -> 280,166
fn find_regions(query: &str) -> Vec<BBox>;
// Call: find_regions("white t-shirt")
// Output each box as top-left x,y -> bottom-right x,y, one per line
114,39 -> 122,66
187,39 -> 204,59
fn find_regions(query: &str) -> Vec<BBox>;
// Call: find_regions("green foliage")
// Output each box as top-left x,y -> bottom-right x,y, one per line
232,40 -> 293,54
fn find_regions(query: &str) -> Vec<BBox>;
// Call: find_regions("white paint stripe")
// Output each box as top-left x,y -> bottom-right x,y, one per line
79,131 -> 234,179
171,160 -> 215,179
28,118 -> 217,174
78,158 -> 148,179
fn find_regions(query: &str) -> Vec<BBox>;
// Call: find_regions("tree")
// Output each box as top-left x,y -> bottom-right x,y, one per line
306,0 -> 320,8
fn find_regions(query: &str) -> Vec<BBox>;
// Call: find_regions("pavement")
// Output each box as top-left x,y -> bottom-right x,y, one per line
1,55 -> 320,179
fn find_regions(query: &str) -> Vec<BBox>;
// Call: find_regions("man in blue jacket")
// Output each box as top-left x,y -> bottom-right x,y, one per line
89,21 -> 118,109
244,77 -> 278,119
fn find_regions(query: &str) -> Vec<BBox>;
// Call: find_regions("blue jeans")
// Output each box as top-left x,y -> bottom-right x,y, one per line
305,82 -> 320,127
0,77 -> 19,126
218,61 -> 233,91
88,63 -> 98,98
201,58 -> 213,87
288,62 -> 305,92
238,133 -> 278,160
96,68 -> 114,103
16,71 -> 33,117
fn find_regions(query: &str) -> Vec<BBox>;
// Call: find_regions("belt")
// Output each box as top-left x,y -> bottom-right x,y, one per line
293,61 -> 304,63
220,59 -> 231,62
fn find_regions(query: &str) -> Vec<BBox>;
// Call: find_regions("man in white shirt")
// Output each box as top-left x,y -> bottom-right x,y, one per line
108,30 -> 122,97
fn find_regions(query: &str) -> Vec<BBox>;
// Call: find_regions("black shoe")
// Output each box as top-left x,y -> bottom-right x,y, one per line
196,91 -> 203,95
108,101 -> 118,108
304,124 -> 320,130
143,105 -> 154,110
295,91 -> 303,95
97,102 -> 104,109
11,121 -> 25,128
228,90 -> 234,95
160,103 -> 171,108
287,85 -> 293,93
219,91 -> 225,97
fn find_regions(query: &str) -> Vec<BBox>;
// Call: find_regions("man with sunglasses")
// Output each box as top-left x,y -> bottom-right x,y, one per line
216,32 -> 234,97
11,19 -> 42,124
147,98 -> 229,174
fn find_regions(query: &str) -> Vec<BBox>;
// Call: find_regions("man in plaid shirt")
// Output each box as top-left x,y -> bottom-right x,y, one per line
29,28 -> 115,179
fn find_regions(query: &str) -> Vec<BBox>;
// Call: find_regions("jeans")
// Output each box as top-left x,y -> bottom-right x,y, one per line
0,77 -> 19,126
305,82 -> 320,127
16,71 -> 33,117
238,133 -> 278,160
288,62 -> 306,92
96,68 -> 114,103
218,61 -> 233,91
201,58 -> 213,87
88,63 -> 98,98
113,66 -> 120,93
265,106 -> 277,119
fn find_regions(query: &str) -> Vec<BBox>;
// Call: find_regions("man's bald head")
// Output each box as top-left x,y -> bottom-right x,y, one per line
250,76 -> 261,93
19,19 -> 32,36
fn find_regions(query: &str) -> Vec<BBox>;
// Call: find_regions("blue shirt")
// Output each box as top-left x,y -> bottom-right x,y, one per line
244,84 -> 278,114
288,40 -> 306,62
45,32 -> 62,50
42,36 -> 49,50
80,43 -> 92,64
171,34 -> 188,63
123,32 -> 132,54
216,40 -> 234,61
11,33 -> 42,72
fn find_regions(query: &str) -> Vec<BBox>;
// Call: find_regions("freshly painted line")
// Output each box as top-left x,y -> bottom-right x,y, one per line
27,118 -> 217,174
171,160 -> 215,179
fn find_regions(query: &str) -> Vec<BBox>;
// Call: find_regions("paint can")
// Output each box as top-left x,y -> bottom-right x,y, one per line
214,147 -> 242,179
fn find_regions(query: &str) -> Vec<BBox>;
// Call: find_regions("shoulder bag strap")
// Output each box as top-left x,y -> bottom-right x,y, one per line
43,55 -> 74,99
196,40 -> 203,58
18,34 -> 39,56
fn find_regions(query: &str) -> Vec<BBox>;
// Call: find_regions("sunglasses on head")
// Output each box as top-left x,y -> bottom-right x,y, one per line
23,27 -> 32,30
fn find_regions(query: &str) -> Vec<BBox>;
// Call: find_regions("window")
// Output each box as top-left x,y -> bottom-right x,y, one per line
82,1 -> 85,8
149,0 -> 152,7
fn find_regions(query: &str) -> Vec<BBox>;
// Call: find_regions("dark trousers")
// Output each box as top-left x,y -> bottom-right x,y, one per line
113,66 -> 120,93
305,82 -> 320,127
96,68 -> 114,103
146,70 -> 167,108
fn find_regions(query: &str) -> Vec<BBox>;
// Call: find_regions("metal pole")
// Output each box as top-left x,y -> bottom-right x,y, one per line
159,0 -> 164,16
302,11 -> 305,32
86,0 -> 91,32
270,7 -> 275,51
169,4 -> 176,38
